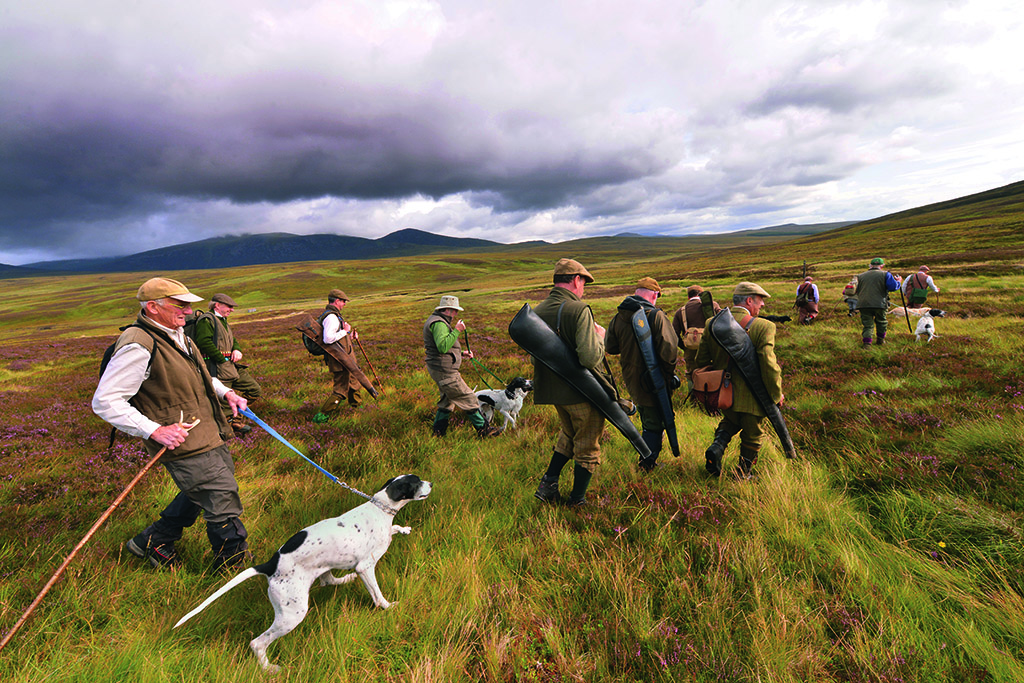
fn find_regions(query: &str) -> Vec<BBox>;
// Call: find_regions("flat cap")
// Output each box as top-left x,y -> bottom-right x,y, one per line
554,258 -> 594,283
870,257 -> 885,266
328,289 -> 350,302
733,281 -> 771,299
637,276 -> 661,292
919,265 -> 930,272
137,277 -> 203,303
211,293 -> 237,307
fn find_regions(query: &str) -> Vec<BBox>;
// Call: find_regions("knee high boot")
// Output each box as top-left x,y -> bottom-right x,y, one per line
705,421 -> 740,476
567,464 -> 593,507
639,430 -> 663,472
737,446 -> 759,480
432,409 -> 452,437
535,452 -> 570,503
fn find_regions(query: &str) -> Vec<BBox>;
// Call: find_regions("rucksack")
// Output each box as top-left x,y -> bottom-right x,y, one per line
183,311 -> 217,346
908,273 -> 929,305
303,333 -> 326,356
98,323 -> 156,449
795,283 -> 812,307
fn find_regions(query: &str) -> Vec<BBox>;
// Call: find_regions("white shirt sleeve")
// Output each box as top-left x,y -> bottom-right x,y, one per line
92,343 -> 161,439
322,313 -> 348,344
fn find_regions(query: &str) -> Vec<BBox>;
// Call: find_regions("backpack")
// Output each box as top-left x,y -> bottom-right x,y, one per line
908,273 -> 929,305
303,333 -> 326,356
795,283 -> 812,307
183,311 -> 217,345
98,324 -> 157,449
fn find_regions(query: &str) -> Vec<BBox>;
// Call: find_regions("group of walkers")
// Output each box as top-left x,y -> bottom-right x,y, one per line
92,257 -> 931,572
796,260 -> 941,346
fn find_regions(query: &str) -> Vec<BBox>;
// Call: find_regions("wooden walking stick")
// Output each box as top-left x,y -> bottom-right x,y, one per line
0,416 -> 198,654
355,336 -> 384,396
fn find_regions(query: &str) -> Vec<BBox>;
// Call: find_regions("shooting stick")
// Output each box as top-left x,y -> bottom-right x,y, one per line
0,417 -> 198,654
355,336 -> 384,396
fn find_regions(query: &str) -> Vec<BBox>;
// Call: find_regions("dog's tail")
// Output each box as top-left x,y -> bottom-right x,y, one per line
173,567 -> 261,629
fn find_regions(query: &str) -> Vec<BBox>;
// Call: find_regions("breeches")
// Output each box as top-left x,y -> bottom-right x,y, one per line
553,402 -> 605,473
720,408 -> 765,452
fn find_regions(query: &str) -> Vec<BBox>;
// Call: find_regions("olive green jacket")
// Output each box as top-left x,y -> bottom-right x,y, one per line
532,287 -> 605,405
694,306 -> 782,417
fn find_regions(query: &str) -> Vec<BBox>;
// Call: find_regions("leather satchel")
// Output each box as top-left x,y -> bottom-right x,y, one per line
688,366 -> 733,416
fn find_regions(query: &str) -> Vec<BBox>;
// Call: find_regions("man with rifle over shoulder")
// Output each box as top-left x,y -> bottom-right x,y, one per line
697,281 -> 786,480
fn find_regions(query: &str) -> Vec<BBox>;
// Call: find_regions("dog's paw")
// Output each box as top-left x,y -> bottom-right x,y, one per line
392,525 -> 412,535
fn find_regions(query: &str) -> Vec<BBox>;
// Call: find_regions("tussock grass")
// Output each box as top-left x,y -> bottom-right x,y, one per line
5,206 -> 1024,680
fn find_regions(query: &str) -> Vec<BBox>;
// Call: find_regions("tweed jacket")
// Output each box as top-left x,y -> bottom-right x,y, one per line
532,286 -> 605,405
694,306 -> 782,417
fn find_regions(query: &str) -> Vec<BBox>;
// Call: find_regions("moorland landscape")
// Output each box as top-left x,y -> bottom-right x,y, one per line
2,181 -> 1024,682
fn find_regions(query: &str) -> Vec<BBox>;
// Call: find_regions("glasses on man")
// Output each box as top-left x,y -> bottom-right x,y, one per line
162,299 -> 193,311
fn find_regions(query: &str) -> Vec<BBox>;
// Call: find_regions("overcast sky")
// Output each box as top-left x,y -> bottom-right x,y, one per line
2,0 -> 1022,265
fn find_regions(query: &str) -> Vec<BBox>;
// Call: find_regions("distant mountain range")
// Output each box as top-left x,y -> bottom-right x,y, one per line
11,229 -> 505,275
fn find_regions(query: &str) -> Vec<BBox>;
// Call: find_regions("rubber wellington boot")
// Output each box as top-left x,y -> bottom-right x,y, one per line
704,421 -> 739,477
638,430 -> 662,472
567,464 -> 593,507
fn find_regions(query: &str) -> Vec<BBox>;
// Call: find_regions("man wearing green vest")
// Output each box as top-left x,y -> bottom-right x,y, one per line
855,257 -> 903,347
193,292 -> 262,436
423,295 -> 501,438
93,277 -> 251,571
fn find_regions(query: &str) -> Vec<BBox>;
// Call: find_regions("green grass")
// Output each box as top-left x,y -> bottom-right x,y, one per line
4,191 -> 1024,680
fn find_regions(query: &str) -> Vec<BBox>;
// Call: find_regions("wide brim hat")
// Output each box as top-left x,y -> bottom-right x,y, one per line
137,277 -> 203,303
436,295 -> 464,311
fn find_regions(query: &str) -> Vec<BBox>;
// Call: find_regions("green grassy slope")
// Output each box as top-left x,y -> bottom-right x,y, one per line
2,182 -> 1024,681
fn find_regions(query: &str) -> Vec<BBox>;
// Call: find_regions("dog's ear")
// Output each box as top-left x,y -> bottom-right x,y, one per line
384,474 -> 422,501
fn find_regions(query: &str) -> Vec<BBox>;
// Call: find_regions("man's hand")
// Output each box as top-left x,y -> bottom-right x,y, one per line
454,319 -> 466,332
594,323 -> 606,340
151,423 -> 191,449
464,349 -> 474,359
225,390 -> 248,417
778,393 -> 785,407
230,350 -> 243,363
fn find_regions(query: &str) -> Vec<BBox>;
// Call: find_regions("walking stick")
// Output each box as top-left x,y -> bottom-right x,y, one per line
0,416 -> 198,654
897,282 -> 913,334
354,336 -> 384,396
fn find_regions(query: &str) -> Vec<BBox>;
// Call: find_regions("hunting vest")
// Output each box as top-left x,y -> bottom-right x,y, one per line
114,314 -> 231,461
855,268 -> 891,309
318,303 -> 353,354
423,311 -> 462,375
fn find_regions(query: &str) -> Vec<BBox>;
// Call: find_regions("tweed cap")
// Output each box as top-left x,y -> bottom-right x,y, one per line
919,265 -> 930,272
870,257 -> 885,266
211,293 -> 237,307
328,289 -> 350,302
553,258 -> 594,283
637,276 -> 661,292
733,281 -> 771,299
136,277 -> 203,303
436,295 -> 464,311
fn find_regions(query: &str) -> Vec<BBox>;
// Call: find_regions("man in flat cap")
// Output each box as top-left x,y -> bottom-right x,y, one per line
191,292 -> 261,435
605,276 -> 679,471
93,277 -> 251,571
423,295 -> 501,437
532,258 -> 607,505
855,257 -> 902,346
902,265 -> 940,309
313,289 -> 366,422
696,281 -> 784,479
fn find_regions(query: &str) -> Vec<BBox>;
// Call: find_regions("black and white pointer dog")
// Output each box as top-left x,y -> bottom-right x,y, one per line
476,376 -> 533,431
174,474 -> 432,673
914,308 -> 946,342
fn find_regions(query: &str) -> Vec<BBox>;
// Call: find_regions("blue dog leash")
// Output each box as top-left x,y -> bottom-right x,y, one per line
240,408 -> 395,513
